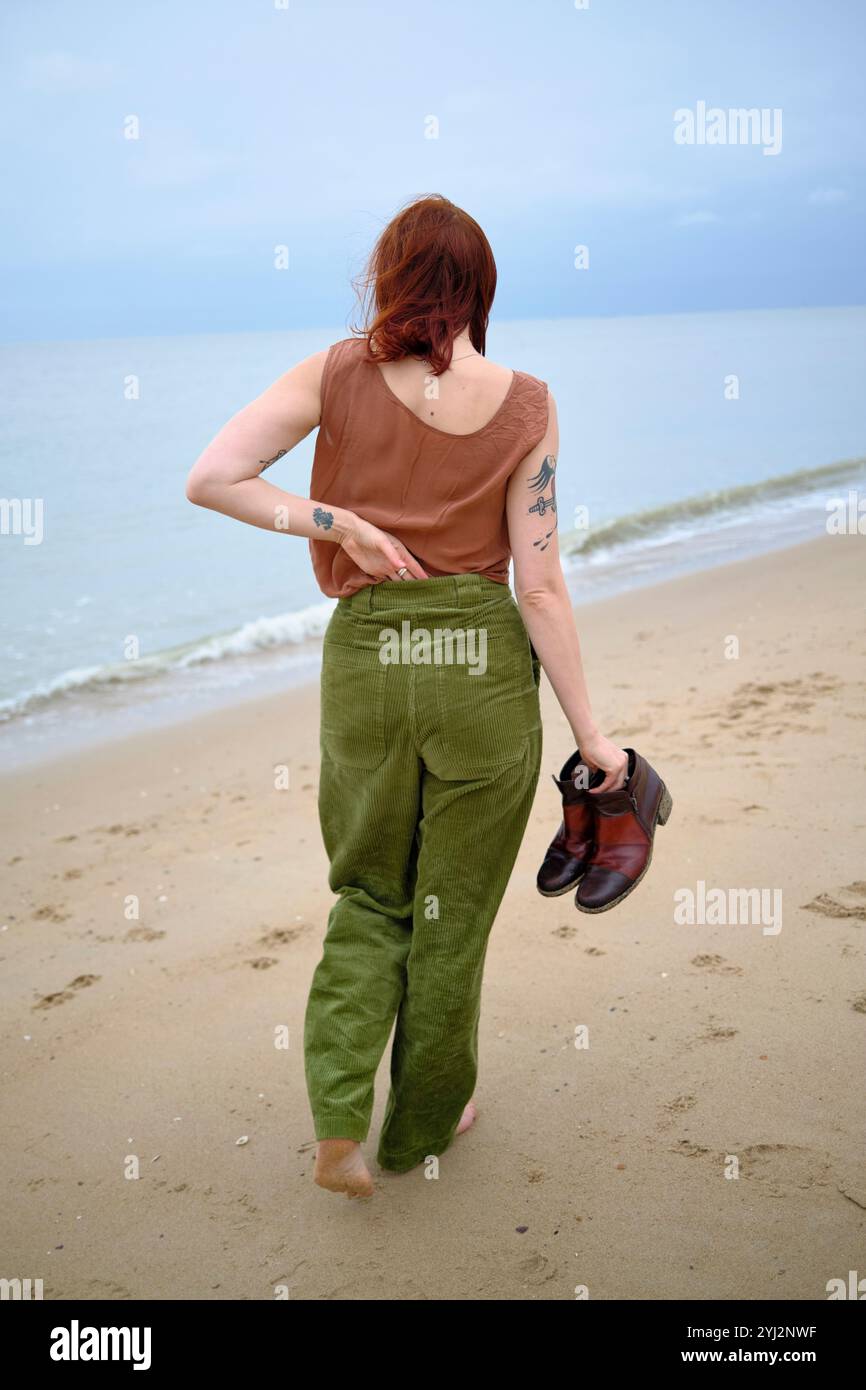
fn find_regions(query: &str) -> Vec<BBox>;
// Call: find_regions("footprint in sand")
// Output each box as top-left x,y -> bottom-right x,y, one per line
258,926 -> 306,949
123,926 -> 166,943
670,1139 -> 712,1159
247,956 -> 278,970
658,1096 -> 698,1132
691,954 -> 744,977
668,1140 -> 834,1198
800,882 -> 866,924
701,673 -> 842,739
697,1025 -> 738,1043
737,1143 -> 833,1196
515,1252 -> 557,1287
552,924 -> 577,940
665,1094 -> 697,1114
33,973 -> 100,1010
32,905 -> 71,923
851,993 -> 866,1014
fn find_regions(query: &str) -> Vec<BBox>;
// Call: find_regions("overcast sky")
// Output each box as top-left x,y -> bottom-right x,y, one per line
1,0 -> 863,341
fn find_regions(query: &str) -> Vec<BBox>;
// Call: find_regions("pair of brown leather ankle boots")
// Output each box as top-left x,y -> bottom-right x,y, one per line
537,748 -> 673,913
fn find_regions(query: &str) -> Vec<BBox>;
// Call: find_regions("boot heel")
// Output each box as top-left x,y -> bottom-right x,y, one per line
657,785 -> 673,826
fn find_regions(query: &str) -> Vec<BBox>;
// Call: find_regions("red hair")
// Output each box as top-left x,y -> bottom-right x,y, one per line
351,194 -> 497,376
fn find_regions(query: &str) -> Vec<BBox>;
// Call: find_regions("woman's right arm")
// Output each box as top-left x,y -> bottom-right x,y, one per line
505,391 -> 628,793
185,350 -> 427,582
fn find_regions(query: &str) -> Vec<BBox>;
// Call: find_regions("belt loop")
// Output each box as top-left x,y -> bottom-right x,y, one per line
353,583 -> 374,614
460,573 -> 482,607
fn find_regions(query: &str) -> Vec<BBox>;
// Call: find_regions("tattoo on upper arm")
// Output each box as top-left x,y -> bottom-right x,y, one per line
312,506 -> 334,530
258,448 -> 287,472
527,454 -> 558,550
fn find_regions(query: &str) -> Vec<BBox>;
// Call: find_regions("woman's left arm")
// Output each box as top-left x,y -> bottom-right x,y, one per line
185,349 -> 352,541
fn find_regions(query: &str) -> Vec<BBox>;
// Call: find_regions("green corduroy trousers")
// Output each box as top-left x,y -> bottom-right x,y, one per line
304,573 -> 542,1173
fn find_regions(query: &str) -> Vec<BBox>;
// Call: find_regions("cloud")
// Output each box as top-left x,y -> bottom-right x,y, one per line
807,187 -> 850,206
19,51 -> 116,92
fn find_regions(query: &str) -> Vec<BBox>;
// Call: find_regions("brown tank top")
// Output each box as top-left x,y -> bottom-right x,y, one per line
308,337 -> 550,598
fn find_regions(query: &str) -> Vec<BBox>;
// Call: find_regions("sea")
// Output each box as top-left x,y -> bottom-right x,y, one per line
2,306 -> 864,768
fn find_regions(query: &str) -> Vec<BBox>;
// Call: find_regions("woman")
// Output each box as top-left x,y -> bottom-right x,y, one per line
186,193 -> 627,1198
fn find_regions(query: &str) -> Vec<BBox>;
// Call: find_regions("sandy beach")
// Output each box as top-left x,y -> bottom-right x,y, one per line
2,533 -> 864,1302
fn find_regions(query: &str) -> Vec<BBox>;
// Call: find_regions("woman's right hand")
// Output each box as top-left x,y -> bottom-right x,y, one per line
339,514 -> 428,582
580,730 -> 629,794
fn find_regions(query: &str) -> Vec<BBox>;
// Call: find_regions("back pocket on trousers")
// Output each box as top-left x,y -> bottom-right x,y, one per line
320,641 -> 387,770
428,650 -> 537,780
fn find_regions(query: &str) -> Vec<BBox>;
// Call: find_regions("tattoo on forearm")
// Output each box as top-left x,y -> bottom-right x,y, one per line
312,506 -> 334,531
533,526 -> 556,552
258,448 -> 287,472
527,455 -> 558,549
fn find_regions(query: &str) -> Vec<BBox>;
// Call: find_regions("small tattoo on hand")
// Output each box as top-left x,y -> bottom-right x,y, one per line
313,507 -> 334,531
259,449 -> 287,472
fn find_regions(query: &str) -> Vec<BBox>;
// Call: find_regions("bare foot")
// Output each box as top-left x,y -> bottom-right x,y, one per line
455,1098 -> 477,1136
313,1139 -> 374,1198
